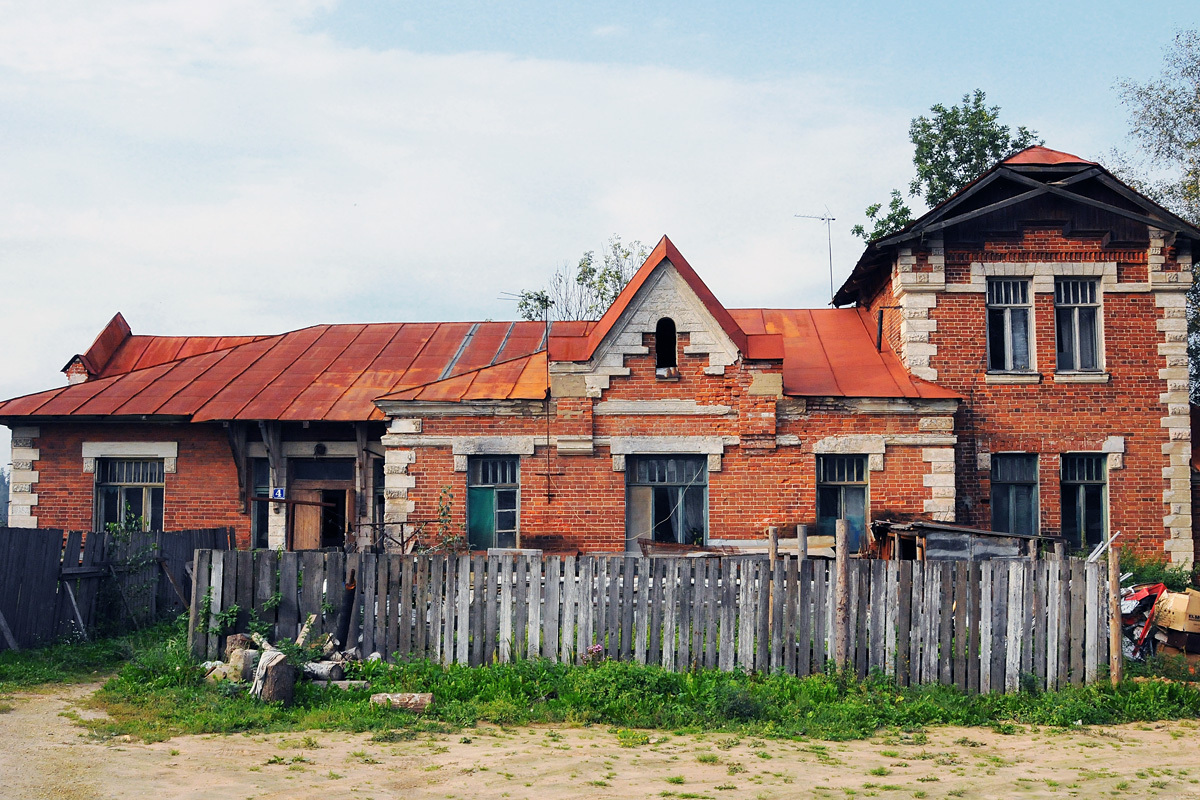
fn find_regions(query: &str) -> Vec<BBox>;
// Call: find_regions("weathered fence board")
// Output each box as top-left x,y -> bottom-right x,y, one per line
186,550 -> 1113,692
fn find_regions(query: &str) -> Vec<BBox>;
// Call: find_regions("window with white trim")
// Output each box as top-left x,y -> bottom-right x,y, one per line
987,279 -> 1032,372
1061,454 -> 1106,550
990,454 -> 1038,536
96,458 -> 165,532
1055,279 -> 1101,372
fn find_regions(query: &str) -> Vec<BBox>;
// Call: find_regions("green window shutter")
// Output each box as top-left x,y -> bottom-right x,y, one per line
467,486 -> 495,550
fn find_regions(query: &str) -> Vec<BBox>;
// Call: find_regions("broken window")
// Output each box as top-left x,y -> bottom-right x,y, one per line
1055,279 -> 1100,372
1061,454 -> 1106,550
987,279 -> 1032,372
991,454 -> 1038,536
626,456 -> 707,550
95,458 -> 165,532
655,317 -> 678,377
816,455 -> 868,553
467,457 -> 519,550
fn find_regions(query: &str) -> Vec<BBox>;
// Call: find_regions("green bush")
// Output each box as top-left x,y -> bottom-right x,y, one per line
1120,550 -> 1199,592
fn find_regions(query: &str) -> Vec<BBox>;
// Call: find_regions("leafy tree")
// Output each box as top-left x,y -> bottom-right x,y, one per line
518,235 -> 649,321
1114,29 -> 1200,225
853,90 -> 1042,240
0,466 -> 8,526
1114,29 -> 1200,400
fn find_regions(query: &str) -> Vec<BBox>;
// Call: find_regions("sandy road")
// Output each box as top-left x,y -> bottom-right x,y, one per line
3,684 -> 1200,799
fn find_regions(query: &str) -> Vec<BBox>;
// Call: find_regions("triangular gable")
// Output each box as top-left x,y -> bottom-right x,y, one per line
568,236 -> 747,361
61,312 -> 132,376
834,146 -> 1200,306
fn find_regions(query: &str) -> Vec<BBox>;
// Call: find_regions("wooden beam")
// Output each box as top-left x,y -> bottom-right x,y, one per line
0,608 -> 19,651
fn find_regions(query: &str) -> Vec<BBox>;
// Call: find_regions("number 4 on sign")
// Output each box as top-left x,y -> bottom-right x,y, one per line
270,488 -> 286,500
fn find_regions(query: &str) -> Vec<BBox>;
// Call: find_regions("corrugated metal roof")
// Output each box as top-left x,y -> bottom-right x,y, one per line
0,321 -> 549,422
727,308 -> 960,399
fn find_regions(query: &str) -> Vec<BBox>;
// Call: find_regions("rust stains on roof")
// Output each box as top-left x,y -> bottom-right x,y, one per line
1003,145 -> 1095,166
728,308 -> 959,400
0,319 -> 550,423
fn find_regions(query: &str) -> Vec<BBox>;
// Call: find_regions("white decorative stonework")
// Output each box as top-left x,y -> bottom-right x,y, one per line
976,451 -> 991,471
813,434 -> 886,472
549,260 -> 741,397
889,241 -> 944,382
922,447 -> 957,522
81,441 -> 179,473
608,436 -> 726,472
7,426 -> 40,527
380,448 -> 418,551
1151,231 -> 1194,562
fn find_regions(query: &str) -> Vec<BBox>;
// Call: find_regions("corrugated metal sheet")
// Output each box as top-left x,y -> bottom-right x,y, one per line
0,320 -> 551,422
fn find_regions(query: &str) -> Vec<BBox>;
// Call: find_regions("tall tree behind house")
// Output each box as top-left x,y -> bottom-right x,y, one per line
1113,29 -> 1200,401
852,89 -> 1042,241
518,235 -> 648,321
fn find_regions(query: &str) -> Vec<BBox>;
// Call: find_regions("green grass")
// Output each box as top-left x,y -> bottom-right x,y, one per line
10,617 -> 1200,743
0,623 -> 179,692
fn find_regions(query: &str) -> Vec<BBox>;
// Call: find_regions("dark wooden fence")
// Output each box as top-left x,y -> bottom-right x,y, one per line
0,526 -> 234,650
189,551 -> 1112,692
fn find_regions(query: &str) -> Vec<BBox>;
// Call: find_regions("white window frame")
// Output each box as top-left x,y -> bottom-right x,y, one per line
1054,278 -> 1104,373
986,279 -> 1034,373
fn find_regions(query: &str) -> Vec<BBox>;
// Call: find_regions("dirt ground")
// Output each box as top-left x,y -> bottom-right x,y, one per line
4,685 -> 1200,799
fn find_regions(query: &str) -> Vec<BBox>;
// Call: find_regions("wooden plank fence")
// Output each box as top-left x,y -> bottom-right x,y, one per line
0,526 -> 234,650
189,552 -> 1112,691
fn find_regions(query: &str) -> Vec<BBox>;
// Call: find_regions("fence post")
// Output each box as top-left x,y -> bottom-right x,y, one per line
767,527 -> 778,566
834,519 -> 850,668
796,524 -> 808,560
1109,544 -> 1123,686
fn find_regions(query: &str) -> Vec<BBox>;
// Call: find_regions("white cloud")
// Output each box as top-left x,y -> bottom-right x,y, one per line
0,0 -> 914,461
592,24 -> 626,38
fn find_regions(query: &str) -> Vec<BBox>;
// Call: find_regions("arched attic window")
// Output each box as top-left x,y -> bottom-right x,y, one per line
655,317 -> 678,379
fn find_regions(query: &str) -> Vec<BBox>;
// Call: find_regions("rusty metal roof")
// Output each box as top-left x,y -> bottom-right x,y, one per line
0,321 -> 549,422
1002,145 -> 1094,166
0,234 -> 963,423
729,308 -> 960,399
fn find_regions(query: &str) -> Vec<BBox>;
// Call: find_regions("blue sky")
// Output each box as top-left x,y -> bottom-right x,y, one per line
1,0 -> 1196,462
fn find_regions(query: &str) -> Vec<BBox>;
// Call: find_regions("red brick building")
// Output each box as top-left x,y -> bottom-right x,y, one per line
3,147 -> 1198,562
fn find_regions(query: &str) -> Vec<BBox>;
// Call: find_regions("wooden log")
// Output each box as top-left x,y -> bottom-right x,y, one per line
833,520 -> 850,669
310,680 -> 371,690
370,692 -> 432,712
302,661 -> 346,681
1109,544 -> 1123,685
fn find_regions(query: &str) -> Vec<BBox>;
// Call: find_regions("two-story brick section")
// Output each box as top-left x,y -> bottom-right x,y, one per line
3,147 -> 1198,562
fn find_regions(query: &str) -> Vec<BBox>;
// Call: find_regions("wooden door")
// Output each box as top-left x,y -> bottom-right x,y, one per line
292,488 -> 322,550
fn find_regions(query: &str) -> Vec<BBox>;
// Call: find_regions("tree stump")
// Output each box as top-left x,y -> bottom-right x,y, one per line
252,650 -> 296,707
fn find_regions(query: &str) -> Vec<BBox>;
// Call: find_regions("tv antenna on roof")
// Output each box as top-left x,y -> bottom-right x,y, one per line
795,208 -> 836,305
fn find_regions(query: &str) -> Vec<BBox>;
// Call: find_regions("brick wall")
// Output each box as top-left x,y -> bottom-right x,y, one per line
28,422 -> 250,546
